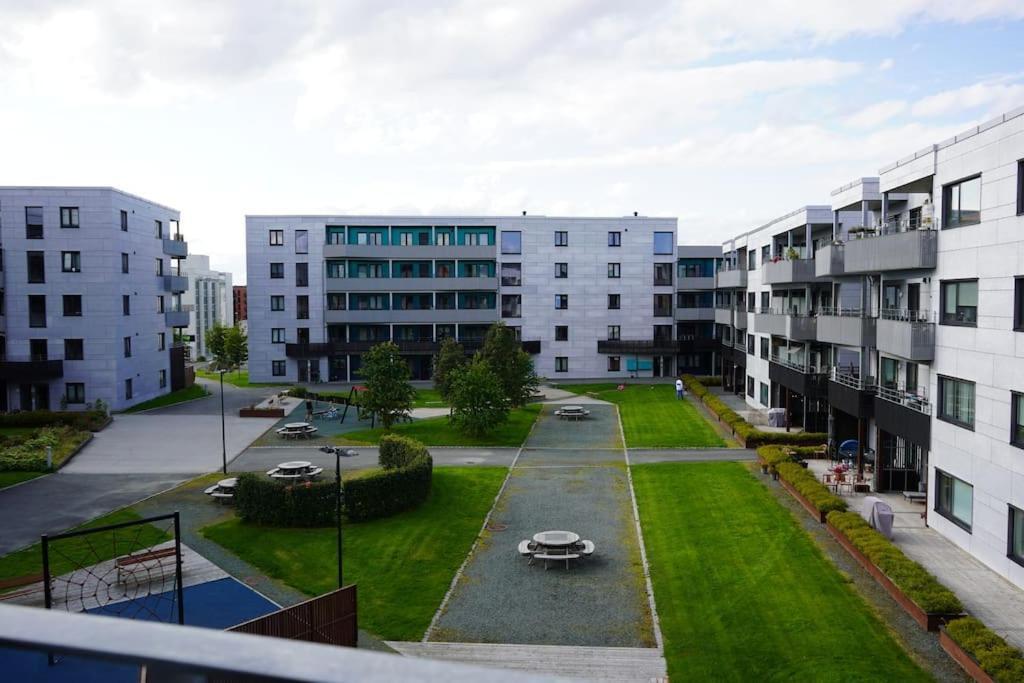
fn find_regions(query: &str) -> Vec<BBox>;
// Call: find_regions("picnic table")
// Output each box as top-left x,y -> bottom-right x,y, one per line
267,461 -> 324,481
520,530 -> 593,571
276,422 -> 319,439
554,405 -> 590,421
204,477 -> 238,503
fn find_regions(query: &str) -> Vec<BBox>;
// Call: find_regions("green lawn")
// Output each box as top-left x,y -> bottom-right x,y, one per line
336,403 -> 540,447
0,508 -> 170,581
0,471 -> 45,490
413,388 -> 446,408
557,383 -> 724,448
201,467 -> 506,641
632,462 -> 928,681
122,384 -> 210,413
195,369 -> 288,388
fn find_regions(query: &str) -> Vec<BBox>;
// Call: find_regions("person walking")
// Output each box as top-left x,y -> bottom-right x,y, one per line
675,377 -> 684,400
305,398 -> 314,422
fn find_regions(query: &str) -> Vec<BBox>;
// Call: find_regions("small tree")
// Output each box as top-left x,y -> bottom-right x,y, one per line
448,358 -> 510,436
357,342 -> 416,430
205,324 -> 227,367
432,337 -> 467,402
224,326 -> 248,370
478,322 -> 539,407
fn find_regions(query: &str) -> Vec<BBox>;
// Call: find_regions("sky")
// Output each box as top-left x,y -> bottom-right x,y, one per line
2,1 -> 1024,284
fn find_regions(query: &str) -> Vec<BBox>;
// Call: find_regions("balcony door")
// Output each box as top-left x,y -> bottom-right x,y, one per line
19,383 -> 49,410
907,283 -> 921,313
883,284 -> 902,313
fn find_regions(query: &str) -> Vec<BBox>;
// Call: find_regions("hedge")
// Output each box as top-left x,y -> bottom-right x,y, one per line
682,375 -> 827,447
776,462 -> 847,515
235,473 -> 337,527
694,376 -> 722,387
379,433 -> 428,470
343,451 -> 433,522
0,426 -> 92,471
946,616 -> 1024,682
827,511 -> 963,614
757,445 -> 825,469
0,410 -> 108,432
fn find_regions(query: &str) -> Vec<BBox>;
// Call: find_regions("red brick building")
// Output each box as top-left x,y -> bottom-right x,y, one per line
233,285 -> 247,325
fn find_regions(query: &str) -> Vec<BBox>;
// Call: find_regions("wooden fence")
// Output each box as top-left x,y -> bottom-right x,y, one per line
228,585 -> 357,648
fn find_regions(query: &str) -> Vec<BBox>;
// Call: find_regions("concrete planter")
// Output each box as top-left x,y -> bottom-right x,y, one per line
825,522 -> 964,631
778,476 -> 827,523
239,408 -> 285,418
939,627 -> 995,683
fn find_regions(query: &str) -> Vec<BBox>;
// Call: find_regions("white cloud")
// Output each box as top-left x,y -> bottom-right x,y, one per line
911,79 -> 1024,118
879,58 -> 895,71
845,100 -> 908,127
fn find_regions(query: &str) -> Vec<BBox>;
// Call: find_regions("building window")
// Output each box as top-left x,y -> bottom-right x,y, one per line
501,294 -> 522,318
59,251 -> 81,273
501,263 -> 521,286
436,293 -> 455,310
63,295 -> 82,317
608,356 -> 621,371
555,294 -> 568,310
64,338 -> 84,360
25,206 -> 43,239
608,263 -> 620,278
654,263 -> 673,286
436,231 -> 451,246
65,383 -> 85,404
60,207 -> 80,229
272,360 -> 286,376
554,263 -> 568,278
1012,392 -> 1024,448
1010,505 -> 1024,567
653,294 -> 672,317
123,336 -> 132,358
122,295 -> 131,316
295,262 -> 309,287
555,357 -> 568,373
746,335 -> 755,355
607,325 -> 620,340
295,230 -> 308,254
327,293 -> 346,310
157,296 -> 165,313
935,469 -> 973,532
943,175 -> 981,228
120,210 -> 128,231
158,332 -> 165,351
501,231 -> 522,254
270,262 -> 284,279
653,232 -> 673,255
156,258 -> 164,276
551,231 -> 567,247
760,382 -> 769,407
121,253 -> 129,274
608,231 -> 621,247
940,280 -> 978,326
29,295 -> 46,328
1017,160 -> 1024,216
747,251 -> 756,270
1015,278 -> 1024,331
272,328 -> 285,343
555,325 -> 568,341
271,295 -> 285,311
938,376 -> 975,430
153,220 -> 162,238
296,295 -> 309,320
269,229 -> 284,246
27,252 -> 45,283
746,375 -> 754,398
125,378 -> 133,400
608,294 -> 620,310
760,337 -> 769,360
159,370 -> 167,389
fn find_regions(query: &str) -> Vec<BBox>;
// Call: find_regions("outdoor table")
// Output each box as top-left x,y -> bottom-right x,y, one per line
278,461 -> 312,473
284,423 -> 311,430
532,530 -> 581,549
218,477 -> 238,490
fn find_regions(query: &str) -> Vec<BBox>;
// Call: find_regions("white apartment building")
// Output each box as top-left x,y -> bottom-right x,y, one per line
181,254 -> 232,360
0,187 -> 190,411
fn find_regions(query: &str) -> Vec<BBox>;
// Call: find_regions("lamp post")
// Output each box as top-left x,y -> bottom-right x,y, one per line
219,369 -> 227,475
336,449 -> 344,588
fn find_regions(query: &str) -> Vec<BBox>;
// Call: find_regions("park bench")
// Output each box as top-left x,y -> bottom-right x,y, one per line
115,547 -> 177,584
534,553 -> 580,571
0,573 -> 46,602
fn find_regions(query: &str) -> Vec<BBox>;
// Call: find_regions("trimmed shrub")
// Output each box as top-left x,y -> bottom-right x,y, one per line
828,511 -> 963,614
757,445 -> 824,469
946,616 -> 1024,682
0,410 -> 107,432
343,451 -> 433,522
288,387 -> 308,398
379,433 -> 429,470
235,473 -> 337,527
0,426 -> 92,471
695,376 -> 722,387
776,462 -> 847,515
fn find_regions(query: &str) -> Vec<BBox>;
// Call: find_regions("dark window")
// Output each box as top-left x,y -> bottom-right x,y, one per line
158,333 -> 165,351
607,325 -> 620,340
746,375 -> 754,398
1016,278 -> 1024,332
608,231 -> 621,247
155,220 -> 163,238
125,378 -> 133,400
1012,392 -> 1024,449
60,207 -> 79,229
120,210 -> 128,231
156,258 -> 164,276
608,356 -> 621,371
554,231 -> 568,247
30,339 -> 47,361
555,325 -> 568,341
1010,505 -> 1024,567
296,295 -> 309,320
270,295 -> 284,311
122,253 -> 129,274
760,337 -> 769,360
940,280 -> 978,326
436,293 -> 455,310
27,252 -> 45,283
123,336 -> 132,358
64,338 -> 84,360
272,360 -> 286,376
295,230 -> 308,254
25,206 -> 43,238
63,295 -> 82,317
607,262 -> 620,278
1017,160 -> 1024,216
271,328 -> 285,343
555,294 -> 568,310
760,382 -> 769,407
29,295 -> 46,327
746,335 -> 754,355
653,294 -> 672,317
501,231 -> 521,254
269,229 -> 284,246
554,263 -> 568,278
654,324 -> 672,341
935,469 -> 973,532
747,251 -> 757,270
327,293 -> 346,310
943,175 -> 981,228
608,294 -> 620,310
555,357 -> 568,372
501,263 -> 521,286
159,369 -> 167,389
653,232 -> 674,255
938,376 -> 975,429
65,383 -> 85,404
654,263 -> 673,286
296,262 -> 309,287
61,251 -> 81,273
270,262 -> 284,279
157,296 -> 165,313
501,294 -> 522,318
122,295 -> 130,316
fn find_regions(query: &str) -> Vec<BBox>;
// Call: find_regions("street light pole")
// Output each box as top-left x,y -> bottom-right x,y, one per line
336,450 -> 343,588
219,369 -> 227,475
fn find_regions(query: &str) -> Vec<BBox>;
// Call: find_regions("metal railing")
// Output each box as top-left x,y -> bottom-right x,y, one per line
880,308 -> 932,323
758,307 -> 812,317
876,385 -> 932,414
819,306 -> 870,318
830,368 -> 877,392
771,354 -> 827,375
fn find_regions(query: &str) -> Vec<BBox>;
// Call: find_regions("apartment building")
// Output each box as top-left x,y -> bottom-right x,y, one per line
181,255 -> 232,360
676,245 -> 720,376
0,187 -> 190,411
716,106 -> 1024,590
245,214 -> 685,383
233,285 -> 247,325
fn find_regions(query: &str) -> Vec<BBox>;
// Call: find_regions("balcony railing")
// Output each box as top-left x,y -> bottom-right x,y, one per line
0,358 -> 64,381
880,308 -> 931,323
770,354 -> 827,375
876,385 -> 932,415
830,368 -> 876,392
597,339 -> 678,354
819,306 -> 868,318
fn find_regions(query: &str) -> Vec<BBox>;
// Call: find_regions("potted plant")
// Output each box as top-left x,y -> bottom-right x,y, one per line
786,246 -> 799,261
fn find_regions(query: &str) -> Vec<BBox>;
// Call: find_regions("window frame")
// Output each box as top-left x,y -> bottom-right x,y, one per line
1017,159 -> 1024,216
62,294 -> 83,317
123,336 -> 132,358
27,251 -> 45,283
939,279 -> 978,327
122,294 -> 131,316
1016,277 -> 1024,331
295,229 -> 308,254
554,262 -> 568,279
1010,504 -> 1024,568
159,369 -> 167,389
608,294 -> 620,310
60,207 -> 80,229
607,325 -> 620,341
935,468 -> 973,533
653,231 -> 674,255
272,360 -> 287,376
121,253 -> 129,274
295,262 -> 309,287
555,294 -> 568,310
270,295 -> 285,311
607,262 -> 620,279
65,382 -> 85,404
25,206 -> 43,239
1012,391 -> 1024,449
125,378 -> 133,400
269,229 -> 285,246
64,338 -> 84,361
120,210 -> 128,232
554,325 -> 568,341
942,174 -> 982,229
271,328 -> 286,343
500,263 -> 522,287
555,356 -> 568,373
608,231 -> 621,247
269,262 -> 284,279
500,230 -> 522,255
608,356 -> 621,371
554,231 -> 568,247
938,375 -> 976,431
61,251 -> 81,273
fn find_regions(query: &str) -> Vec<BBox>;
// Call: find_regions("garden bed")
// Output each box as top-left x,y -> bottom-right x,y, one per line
778,476 -> 828,523
239,407 -> 286,418
939,627 -> 994,683
941,616 -> 1024,682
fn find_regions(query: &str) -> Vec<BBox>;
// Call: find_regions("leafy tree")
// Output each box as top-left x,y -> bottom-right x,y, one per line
357,342 -> 416,430
477,322 -> 539,407
205,324 -> 227,367
224,326 -> 248,369
448,358 -> 510,436
432,337 -> 467,401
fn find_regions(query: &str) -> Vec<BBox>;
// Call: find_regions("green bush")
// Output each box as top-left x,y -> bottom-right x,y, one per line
0,410 -> 107,432
288,387 -> 308,398
379,433 -> 428,470
235,473 -> 338,527
695,376 -> 722,387
0,426 -> 92,471
827,511 -> 963,614
776,462 -> 847,515
757,445 -> 825,468
946,617 -> 1024,682
343,451 -> 433,522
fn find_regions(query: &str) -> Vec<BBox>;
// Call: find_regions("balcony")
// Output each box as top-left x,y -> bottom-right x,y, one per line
842,228 -> 937,274
162,235 -> 188,258
0,358 -> 63,381
734,307 -> 748,330
876,309 -> 935,361
163,274 -> 189,293
815,243 -> 844,277
762,258 -> 819,285
678,337 -> 720,352
323,243 -> 495,260
816,308 -> 876,347
327,276 -> 498,292
754,310 -> 816,340
677,275 -> 715,290
827,369 -> 875,419
597,339 -> 679,354
715,266 -> 747,289
325,308 -> 498,324
714,307 -> 732,326
164,309 -> 190,328
874,385 -> 931,446
768,356 -> 827,398
675,306 -> 715,321
289,338 -> 538,356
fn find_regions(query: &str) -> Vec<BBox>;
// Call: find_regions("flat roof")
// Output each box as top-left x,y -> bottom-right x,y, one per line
0,186 -> 179,213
